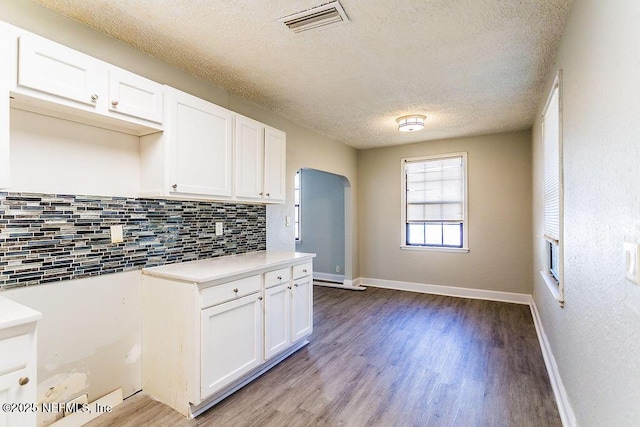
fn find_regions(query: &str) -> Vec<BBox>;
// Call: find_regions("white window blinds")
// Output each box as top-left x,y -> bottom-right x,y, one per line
405,156 -> 464,223
543,79 -> 561,242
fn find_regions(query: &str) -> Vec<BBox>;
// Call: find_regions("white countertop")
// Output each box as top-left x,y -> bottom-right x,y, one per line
0,296 -> 42,330
142,251 -> 315,284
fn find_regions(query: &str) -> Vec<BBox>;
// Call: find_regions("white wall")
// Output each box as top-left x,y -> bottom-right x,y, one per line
358,130 -> 533,294
3,272 -> 141,426
297,169 -> 346,278
532,1 -> 640,425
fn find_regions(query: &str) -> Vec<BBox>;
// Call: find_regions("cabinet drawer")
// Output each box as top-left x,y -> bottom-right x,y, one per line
292,262 -> 313,279
0,332 -> 31,375
201,275 -> 261,309
264,268 -> 291,288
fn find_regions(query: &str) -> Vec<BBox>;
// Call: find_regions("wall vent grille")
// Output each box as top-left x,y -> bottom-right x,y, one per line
279,1 -> 349,33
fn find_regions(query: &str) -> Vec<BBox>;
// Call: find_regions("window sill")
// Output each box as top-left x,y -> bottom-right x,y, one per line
400,245 -> 469,253
539,270 -> 564,306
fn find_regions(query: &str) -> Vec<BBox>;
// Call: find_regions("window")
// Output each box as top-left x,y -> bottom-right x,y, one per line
541,70 -> 564,304
401,153 -> 468,252
294,170 -> 301,242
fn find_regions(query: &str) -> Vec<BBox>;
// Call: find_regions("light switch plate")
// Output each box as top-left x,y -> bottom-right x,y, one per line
110,225 -> 123,243
215,222 -> 223,236
286,216 -> 291,227
624,242 -> 640,284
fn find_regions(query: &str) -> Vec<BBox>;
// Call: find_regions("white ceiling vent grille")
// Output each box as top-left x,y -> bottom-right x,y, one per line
279,1 -> 349,33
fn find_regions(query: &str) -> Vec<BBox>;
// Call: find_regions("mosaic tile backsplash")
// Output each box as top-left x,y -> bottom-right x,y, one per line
0,192 -> 266,290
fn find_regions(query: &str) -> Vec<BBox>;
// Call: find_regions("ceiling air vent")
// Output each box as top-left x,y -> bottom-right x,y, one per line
279,1 -> 349,33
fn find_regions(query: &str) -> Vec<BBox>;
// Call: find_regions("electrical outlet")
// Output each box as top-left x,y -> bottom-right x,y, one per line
286,216 -> 292,226
110,225 -> 123,243
215,222 -> 223,236
336,265 -> 340,273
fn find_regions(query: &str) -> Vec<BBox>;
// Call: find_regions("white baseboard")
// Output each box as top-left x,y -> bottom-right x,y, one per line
529,299 -> 576,427
358,277 -> 531,305
313,272 -> 345,283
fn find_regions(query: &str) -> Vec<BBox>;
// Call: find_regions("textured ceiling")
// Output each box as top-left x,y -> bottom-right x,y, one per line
33,0 -> 573,149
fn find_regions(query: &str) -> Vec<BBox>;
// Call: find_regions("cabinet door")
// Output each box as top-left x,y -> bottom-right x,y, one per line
170,89 -> 233,197
234,115 -> 264,200
0,368 -> 36,427
291,275 -> 313,342
263,127 -> 286,203
108,67 -> 163,124
201,293 -> 263,399
264,283 -> 291,359
0,22 -> 10,189
16,31 -> 104,109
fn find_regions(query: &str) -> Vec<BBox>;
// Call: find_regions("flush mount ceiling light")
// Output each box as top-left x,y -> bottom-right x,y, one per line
396,115 -> 426,132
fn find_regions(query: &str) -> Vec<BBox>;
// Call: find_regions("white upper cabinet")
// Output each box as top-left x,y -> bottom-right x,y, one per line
235,115 -> 264,200
234,115 -> 286,204
16,31 -> 103,110
108,67 -> 163,124
0,22 -> 11,189
7,26 -> 163,135
264,127 -> 286,203
140,87 -> 234,199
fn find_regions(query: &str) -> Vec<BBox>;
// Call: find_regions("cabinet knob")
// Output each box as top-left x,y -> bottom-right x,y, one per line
90,94 -> 99,102
258,296 -> 263,301
112,100 -> 119,107
259,192 -> 263,196
172,184 -> 177,190
18,377 -> 29,386
233,288 -> 239,293
287,285 -> 292,289
303,269 -> 307,273
277,276 -> 282,280
294,283 -> 299,287
266,193 -> 270,197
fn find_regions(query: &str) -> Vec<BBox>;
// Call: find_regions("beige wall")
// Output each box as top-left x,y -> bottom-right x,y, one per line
532,1 -> 640,425
358,130 -> 532,294
0,0 -> 358,421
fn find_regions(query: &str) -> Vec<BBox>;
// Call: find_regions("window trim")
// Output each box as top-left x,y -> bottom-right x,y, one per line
294,170 -> 302,244
400,152 -> 469,253
539,70 -> 564,306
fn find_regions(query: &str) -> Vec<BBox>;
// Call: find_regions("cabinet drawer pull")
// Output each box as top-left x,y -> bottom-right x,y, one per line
112,100 -> 119,107
233,288 -> 239,293
18,377 -> 29,386
91,94 -> 99,102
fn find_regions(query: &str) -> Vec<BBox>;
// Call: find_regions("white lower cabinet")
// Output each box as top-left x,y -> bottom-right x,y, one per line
264,282 -> 291,359
201,292 -> 263,399
0,297 -> 41,427
142,253 -> 314,419
291,274 -> 314,342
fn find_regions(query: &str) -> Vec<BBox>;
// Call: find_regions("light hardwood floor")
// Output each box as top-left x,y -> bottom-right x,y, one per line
87,285 -> 561,426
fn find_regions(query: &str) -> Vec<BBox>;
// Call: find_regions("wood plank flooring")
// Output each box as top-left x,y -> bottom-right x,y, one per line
86,285 -> 561,427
